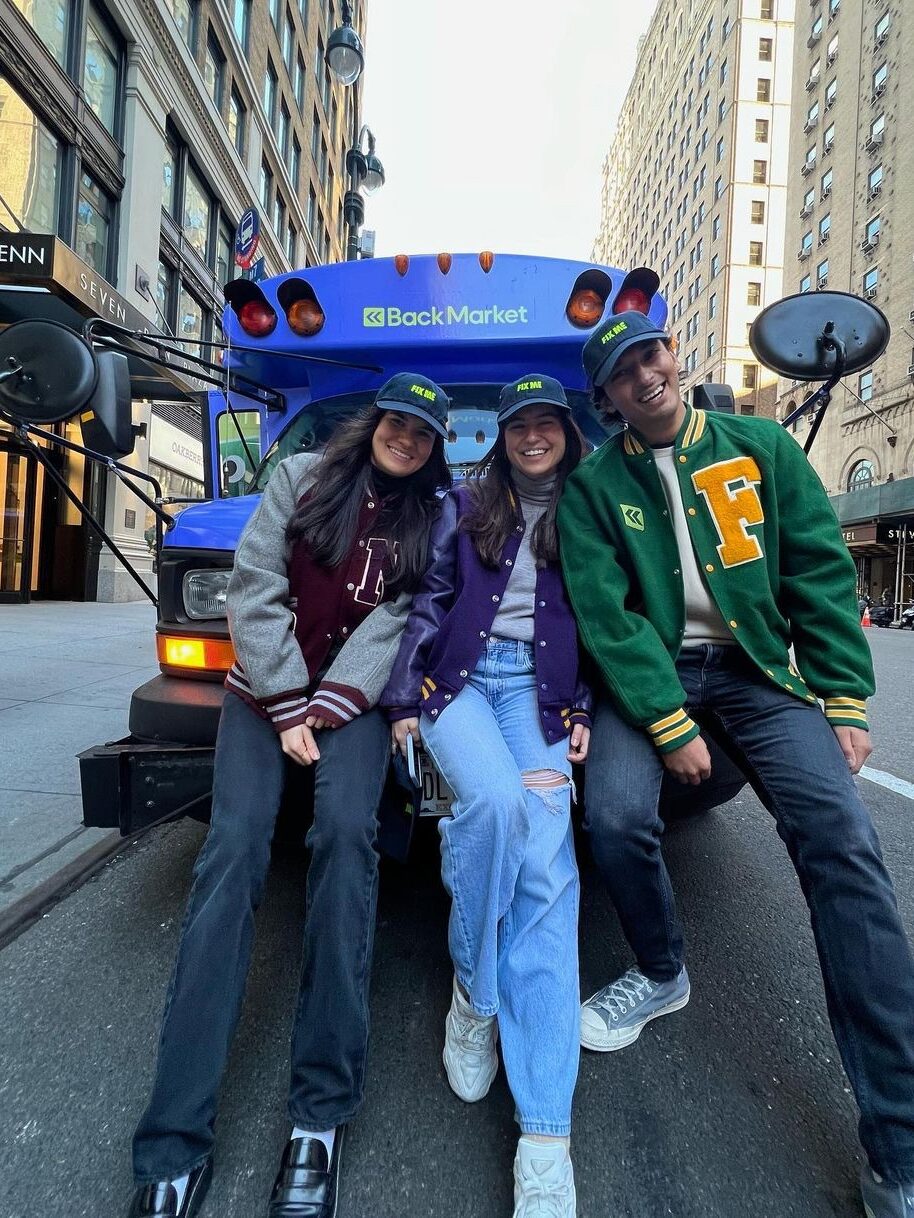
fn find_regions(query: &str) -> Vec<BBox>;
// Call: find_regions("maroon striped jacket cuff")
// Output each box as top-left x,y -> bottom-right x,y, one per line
306,682 -> 369,728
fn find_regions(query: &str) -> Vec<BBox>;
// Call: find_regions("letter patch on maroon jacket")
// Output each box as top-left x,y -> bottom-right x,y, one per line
354,537 -> 399,606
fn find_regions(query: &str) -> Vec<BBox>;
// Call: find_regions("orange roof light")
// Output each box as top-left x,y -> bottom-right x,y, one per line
157,634 -> 236,673
566,288 -> 606,329
394,254 -> 410,276
287,297 -> 325,337
479,251 -> 494,273
437,252 -> 452,274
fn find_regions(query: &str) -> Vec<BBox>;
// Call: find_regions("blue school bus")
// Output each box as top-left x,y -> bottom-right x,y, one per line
79,251 -> 674,836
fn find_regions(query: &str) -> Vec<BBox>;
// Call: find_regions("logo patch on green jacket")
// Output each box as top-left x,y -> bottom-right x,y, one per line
620,504 -> 645,531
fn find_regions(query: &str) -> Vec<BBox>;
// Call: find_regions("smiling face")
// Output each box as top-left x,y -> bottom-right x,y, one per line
370,410 -> 437,477
600,339 -> 686,445
502,404 -> 567,480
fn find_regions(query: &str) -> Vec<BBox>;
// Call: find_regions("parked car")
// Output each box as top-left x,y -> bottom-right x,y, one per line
900,604 -> 914,630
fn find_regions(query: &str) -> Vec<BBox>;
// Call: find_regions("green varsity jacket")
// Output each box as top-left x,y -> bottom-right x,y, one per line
558,405 -> 874,753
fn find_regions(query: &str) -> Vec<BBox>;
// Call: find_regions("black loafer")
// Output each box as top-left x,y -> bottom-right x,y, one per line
267,1129 -> 345,1217
127,1157 -> 213,1218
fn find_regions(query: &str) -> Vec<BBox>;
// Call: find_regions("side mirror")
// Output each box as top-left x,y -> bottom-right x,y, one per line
692,383 -> 735,414
0,319 -> 97,423
80,350 -> 136,458
749,290 -> 889,381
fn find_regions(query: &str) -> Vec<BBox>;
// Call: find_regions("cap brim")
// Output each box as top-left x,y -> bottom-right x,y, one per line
376,398 -> 449,438
592,329 -> 670,387
497,396 -> 571,424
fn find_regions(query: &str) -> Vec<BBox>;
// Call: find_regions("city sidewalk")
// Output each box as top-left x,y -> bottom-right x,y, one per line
0,600 -> 159,923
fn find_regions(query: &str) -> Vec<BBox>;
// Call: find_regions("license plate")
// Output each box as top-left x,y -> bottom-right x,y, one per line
418,746 -> 455,816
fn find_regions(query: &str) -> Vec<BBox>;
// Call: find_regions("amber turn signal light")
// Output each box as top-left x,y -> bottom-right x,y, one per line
157,634 -> 236,673
287,298 -> 325,336
566,288 -> 606,329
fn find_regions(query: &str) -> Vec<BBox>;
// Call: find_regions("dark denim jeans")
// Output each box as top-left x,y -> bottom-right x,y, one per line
585,645 -> 914,1182
132,693 -> 390,1183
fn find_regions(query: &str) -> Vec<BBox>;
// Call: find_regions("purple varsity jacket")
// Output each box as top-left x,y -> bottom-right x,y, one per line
381,484 -> 591,745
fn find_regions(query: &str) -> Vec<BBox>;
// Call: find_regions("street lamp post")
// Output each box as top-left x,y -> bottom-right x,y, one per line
325,0 -> 384,261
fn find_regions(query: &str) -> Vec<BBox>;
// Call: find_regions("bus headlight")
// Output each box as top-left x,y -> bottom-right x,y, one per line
183,569 -> 231,620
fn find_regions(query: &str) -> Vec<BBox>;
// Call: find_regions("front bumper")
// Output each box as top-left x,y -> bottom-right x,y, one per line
129,674 -> 226,746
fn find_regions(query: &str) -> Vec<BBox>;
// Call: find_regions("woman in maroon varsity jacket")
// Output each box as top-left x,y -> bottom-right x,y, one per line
128,375 -> 450,1218
382,374 -> 591,1218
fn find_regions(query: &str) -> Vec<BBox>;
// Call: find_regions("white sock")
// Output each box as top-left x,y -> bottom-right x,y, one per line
292,1126 -> 336,1159
170,1173 -> 190,1210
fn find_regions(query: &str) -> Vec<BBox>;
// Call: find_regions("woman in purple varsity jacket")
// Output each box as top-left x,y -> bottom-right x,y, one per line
382,374 -> 591,1218
127,374 -> 451,1218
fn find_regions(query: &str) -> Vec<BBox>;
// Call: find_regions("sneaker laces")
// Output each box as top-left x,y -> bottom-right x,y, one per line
516,1160 -> 574,1217
591,968 -> 654,1020
450,1011 -> 494,1053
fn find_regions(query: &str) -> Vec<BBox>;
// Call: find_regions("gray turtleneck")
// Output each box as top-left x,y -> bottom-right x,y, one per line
490,470 -> 556,643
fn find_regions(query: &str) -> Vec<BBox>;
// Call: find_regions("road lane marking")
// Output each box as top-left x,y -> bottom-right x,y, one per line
860,766 -> 914,802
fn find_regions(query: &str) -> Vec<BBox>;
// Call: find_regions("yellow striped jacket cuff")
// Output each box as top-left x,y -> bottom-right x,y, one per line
823,696 -> 869,731
646,708 -> 701,754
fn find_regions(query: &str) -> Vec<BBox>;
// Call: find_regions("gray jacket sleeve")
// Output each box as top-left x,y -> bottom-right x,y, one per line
225,453 -> 320,705
306,592 -> 414,726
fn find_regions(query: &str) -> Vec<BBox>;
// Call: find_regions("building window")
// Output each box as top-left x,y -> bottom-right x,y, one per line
712,214 -> 721,239
183,164 -> 212,260
865,216 -> 881,245
868,165 -> 884,194
821,167 -> 833,197
756,78 -> 771,102
0,79 -> 63,234
863,267 -> 879,294
283,12 -> 295,71
295,54 -> 306,110
165,0 -> 197,49
156,260 -> 176,323
823,122 -> 835,152
286,221 -> 297,263
759,37 -> 772,61
216,220 -> 233,285
801,229 -> 813,254
800,274 -> 811,293
848,460 -> 874,492
874,13 -> 890,43
307,185 -> 317,235
273,192 -> 285,236
742,364 -> 758,389
761,1 -> 774,17
270,0 -> 281,26
83,4 -> 121,136
710,253 -> 721,277
825,78 -> 837,107
178,285 -> 205,346
204,30 -> 225,110
232,0 -> 251,51
747,282 -> 762,307
720,59 -> 728,85
858,371 -> 874,403
826,33 -> 838,62
714,176 -> 723,200
162,136 -> 178,215
753,159 -> 767,184
709,292 -> 717,319
260,161 -> 273,211
263,59 -> 278,127
817,258 -> 829,284
749,241 -> 763,265
716,136 -> 724,163
802,186 -> 814,212
869,113 -> 886,143
10,0 -> 71,66
819,213 -> 831,240
755,119 -> 769,142
751,200 -> 765,224
228,88 -> 246,154
707,333 -> 716,357
291,137 -> 301,189
75,172 -> 112,276
278,102 -> 291,160
873,63 -> 888,94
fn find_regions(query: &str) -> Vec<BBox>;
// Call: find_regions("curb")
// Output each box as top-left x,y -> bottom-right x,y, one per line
0,830 -> 133,951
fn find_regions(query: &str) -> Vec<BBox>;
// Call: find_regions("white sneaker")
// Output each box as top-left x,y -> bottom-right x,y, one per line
512,1137 -> 576,1218
442,976 -> 498,1102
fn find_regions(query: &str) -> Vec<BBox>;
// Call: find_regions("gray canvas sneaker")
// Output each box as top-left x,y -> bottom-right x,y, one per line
443,976 -> 499,1102
580,965 -> 690,1051
861,1167 -> 914,1218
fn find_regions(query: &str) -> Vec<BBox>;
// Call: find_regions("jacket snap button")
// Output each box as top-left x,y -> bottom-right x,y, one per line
341,627 -> 348,634
705,563 -> 714,573
729,620 -> 738,629
662,510 -> 668,517
688,507 -> 697,517
444,694 -> 452,701
358,539 -> 365,547
673,568 -> 680,576
346,583 -> 355,590
678,455 -> 687,464
459,669 -> 468,678
479,631 -> 487,638
539,640 -> 546,647
505,559 -> 513,566
431,708 -> 438,715
541,683 -> 548,690
538,600 -> 546,607
492,595 -> 500,602
367,501 -> 375,508
516,525 -> 523,532
326,633 -> 333,640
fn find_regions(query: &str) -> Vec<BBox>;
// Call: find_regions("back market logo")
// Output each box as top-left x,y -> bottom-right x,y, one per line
362,304 -> 530,329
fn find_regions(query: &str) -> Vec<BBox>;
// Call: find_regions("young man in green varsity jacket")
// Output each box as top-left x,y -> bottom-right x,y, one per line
558,310 -> 914,1218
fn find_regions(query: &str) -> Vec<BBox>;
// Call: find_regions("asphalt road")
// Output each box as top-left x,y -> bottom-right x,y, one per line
1,629 -> 913,1218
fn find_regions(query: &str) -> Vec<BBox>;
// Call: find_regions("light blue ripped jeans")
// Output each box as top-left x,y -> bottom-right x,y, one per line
420,638 -> 580,1136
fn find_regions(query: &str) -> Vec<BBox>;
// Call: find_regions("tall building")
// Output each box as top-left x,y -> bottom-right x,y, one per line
779,0 -> 913,610
0,0 -> 366,602
593,0 -> 795,417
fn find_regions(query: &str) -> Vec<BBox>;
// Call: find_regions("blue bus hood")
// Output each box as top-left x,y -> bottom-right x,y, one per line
163,495 -> 261,552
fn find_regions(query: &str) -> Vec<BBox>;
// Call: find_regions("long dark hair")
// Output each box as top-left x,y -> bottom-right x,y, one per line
286,406 -> 451,595
461,412 -> 586,569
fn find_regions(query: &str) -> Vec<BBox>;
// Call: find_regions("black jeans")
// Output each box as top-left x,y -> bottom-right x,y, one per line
585,646 -> 914,1182
132,693 -> 390,1183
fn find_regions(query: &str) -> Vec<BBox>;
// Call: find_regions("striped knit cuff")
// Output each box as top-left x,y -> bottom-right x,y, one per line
564,708 -> 592,731
262,691 -> 311,732
306,682 -> 370,728
823,696 -> 869,731
646,708 -> 701,754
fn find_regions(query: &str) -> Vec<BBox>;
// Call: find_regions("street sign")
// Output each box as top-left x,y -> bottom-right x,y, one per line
234,208 -> 260,269
243,255 -> 266,283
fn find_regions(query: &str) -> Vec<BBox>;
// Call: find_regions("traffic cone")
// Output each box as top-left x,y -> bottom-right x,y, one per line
861,606 -> 872,627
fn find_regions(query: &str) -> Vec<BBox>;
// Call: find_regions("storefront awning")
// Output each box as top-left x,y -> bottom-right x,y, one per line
0,232 -> 203,402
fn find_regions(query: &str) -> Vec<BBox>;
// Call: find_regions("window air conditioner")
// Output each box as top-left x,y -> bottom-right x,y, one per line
864,286 -> 878,299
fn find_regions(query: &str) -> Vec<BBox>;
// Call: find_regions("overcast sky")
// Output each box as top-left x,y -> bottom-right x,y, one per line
360,0 -> 654,260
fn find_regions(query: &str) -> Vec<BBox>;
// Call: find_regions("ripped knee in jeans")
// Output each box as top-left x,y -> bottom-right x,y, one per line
521,769 -> 575,813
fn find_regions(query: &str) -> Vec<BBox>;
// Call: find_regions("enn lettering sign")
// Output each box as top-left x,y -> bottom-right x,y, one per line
0,235 -> 54,270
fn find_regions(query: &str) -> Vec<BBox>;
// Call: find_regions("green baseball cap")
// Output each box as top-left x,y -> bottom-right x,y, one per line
375,372 -> 450,438
497,373 -> 570,424
583,311 -> 671,388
